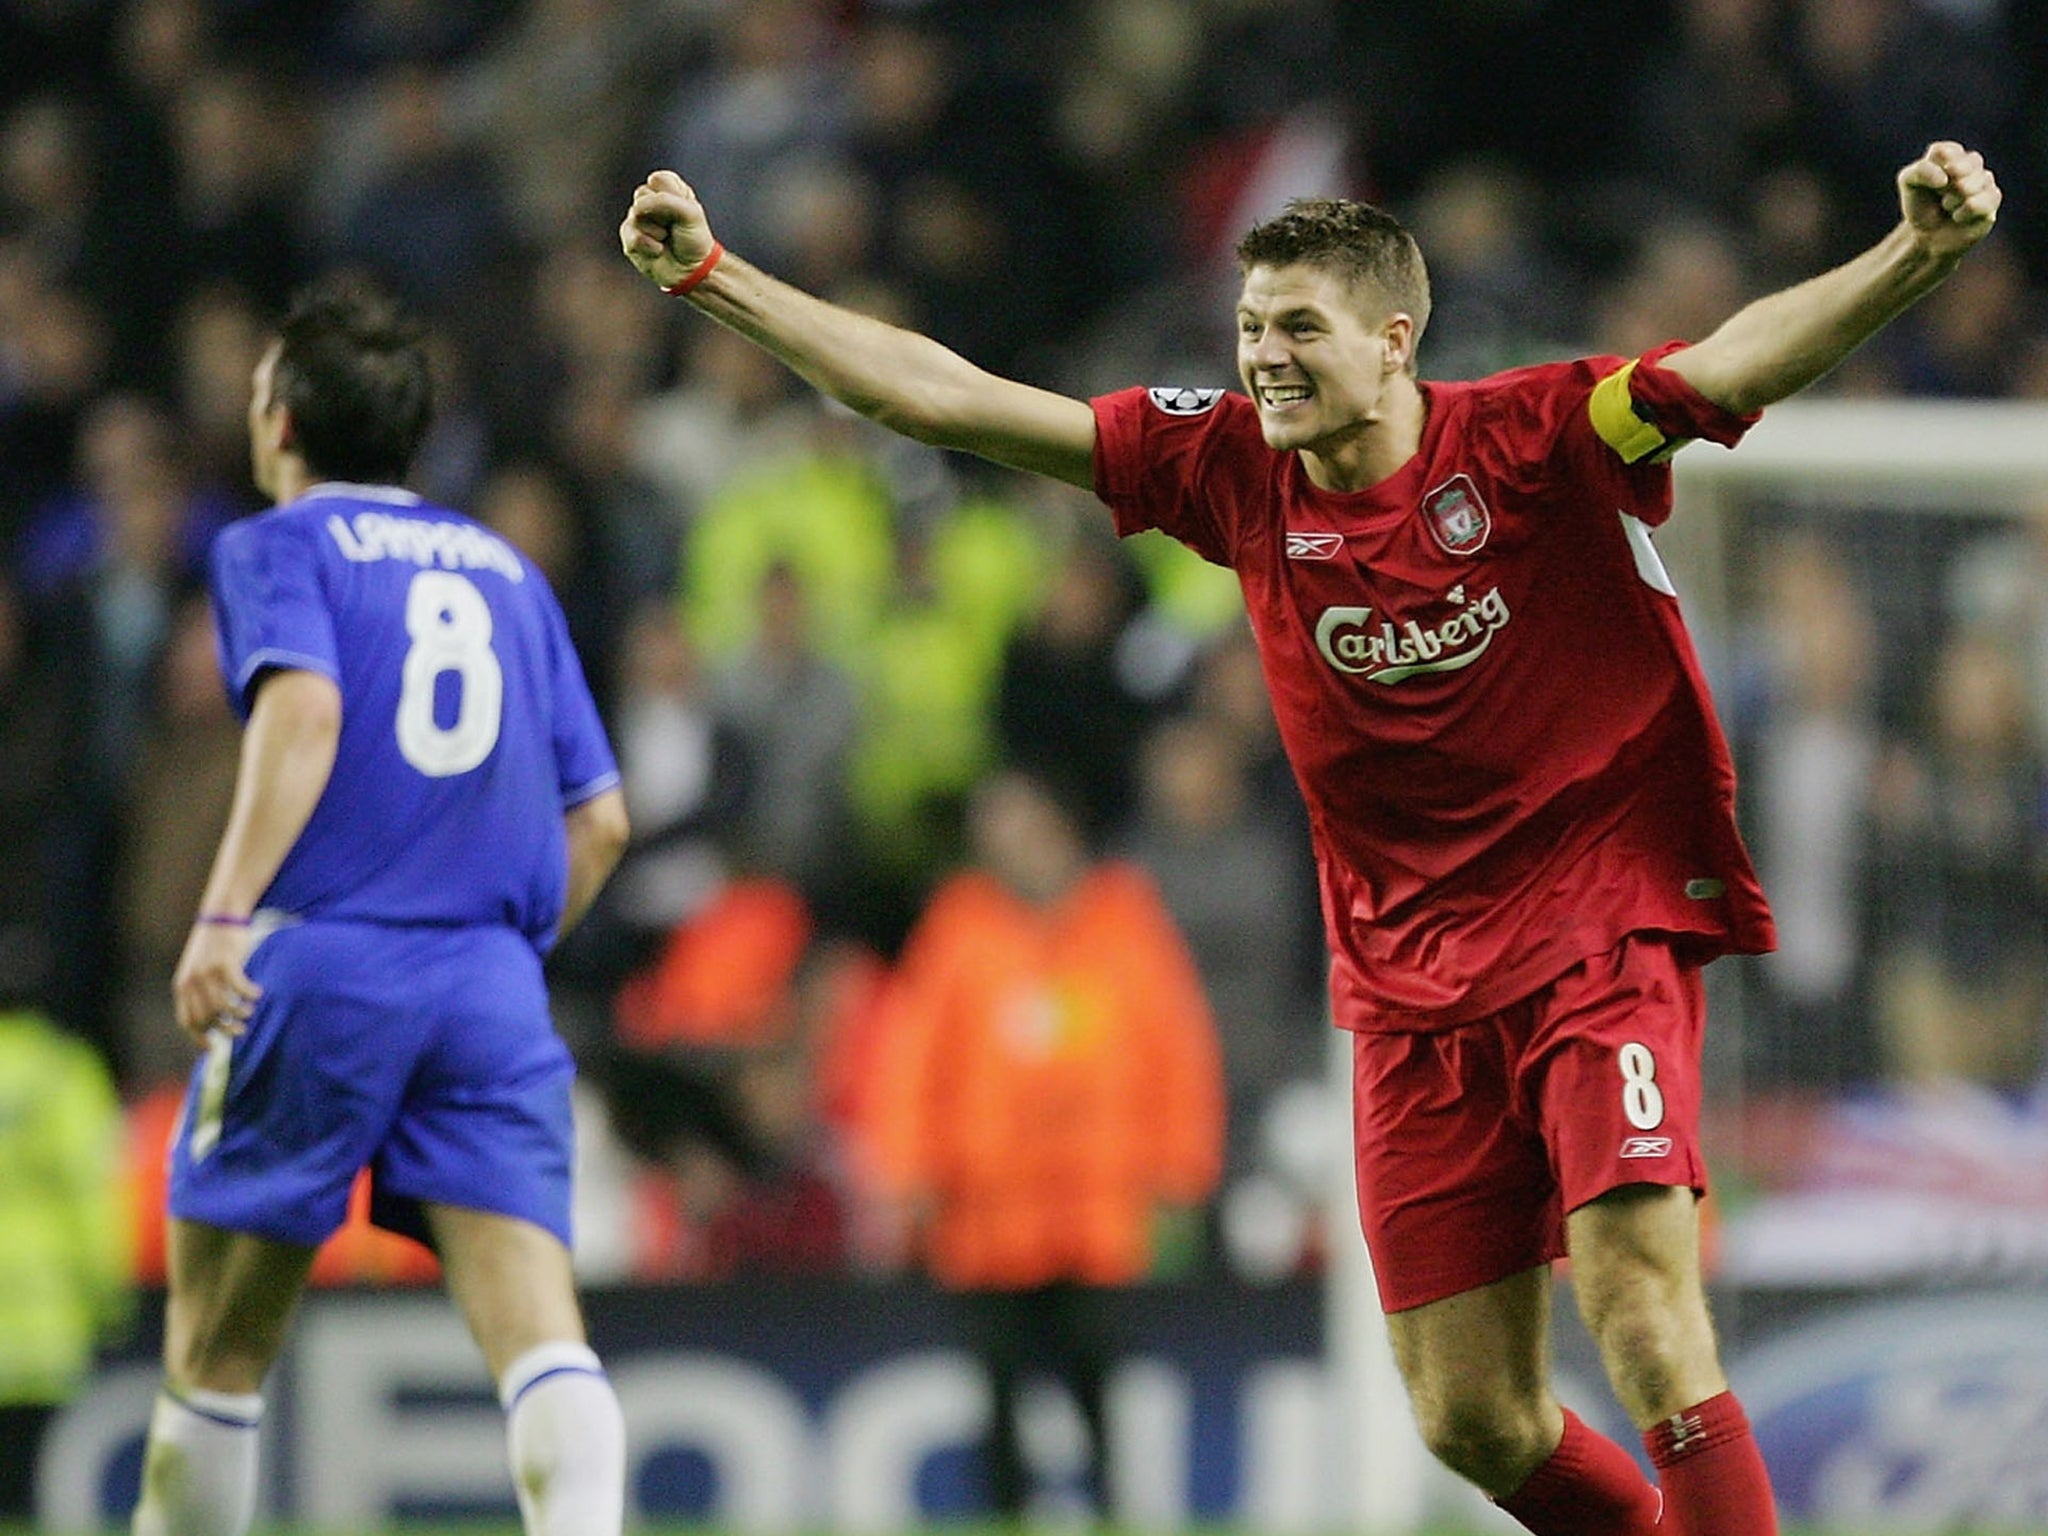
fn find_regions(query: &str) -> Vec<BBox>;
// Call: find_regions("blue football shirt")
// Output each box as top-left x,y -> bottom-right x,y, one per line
208,483 -> 620,948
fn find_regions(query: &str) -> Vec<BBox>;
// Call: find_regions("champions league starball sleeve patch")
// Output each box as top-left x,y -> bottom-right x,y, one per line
1147,386 -> 1226,416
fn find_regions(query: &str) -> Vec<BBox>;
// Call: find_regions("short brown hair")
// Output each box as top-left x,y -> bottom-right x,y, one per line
1236,198 -> 1432,342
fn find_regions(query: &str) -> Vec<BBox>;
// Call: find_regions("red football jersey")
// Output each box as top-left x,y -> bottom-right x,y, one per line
1091,350 -> 1777,1030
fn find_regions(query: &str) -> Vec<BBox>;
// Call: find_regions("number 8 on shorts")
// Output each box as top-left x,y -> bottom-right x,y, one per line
1618,1041 -> 1664,1131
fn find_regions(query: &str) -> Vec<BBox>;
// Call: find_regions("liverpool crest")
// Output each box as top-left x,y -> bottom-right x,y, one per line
1421,474 -> 1492,554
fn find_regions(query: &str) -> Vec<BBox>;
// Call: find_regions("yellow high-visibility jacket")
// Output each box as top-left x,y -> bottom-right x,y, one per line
0,1010 -> 131,1405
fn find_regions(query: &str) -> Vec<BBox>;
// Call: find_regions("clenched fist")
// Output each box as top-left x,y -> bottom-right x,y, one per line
620,171 -> 720,292
1897,142 -> 2001,259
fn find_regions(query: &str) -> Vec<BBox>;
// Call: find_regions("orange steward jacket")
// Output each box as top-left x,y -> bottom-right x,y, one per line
866,861 -> 1225,1289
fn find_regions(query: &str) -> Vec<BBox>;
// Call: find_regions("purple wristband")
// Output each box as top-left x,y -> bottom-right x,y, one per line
196,912 -> 253,928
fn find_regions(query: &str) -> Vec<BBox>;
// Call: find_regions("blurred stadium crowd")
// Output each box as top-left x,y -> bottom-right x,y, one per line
4,0 -> 2048,1295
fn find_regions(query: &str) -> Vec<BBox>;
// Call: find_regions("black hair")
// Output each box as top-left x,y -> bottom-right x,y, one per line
270,274 -> 433,484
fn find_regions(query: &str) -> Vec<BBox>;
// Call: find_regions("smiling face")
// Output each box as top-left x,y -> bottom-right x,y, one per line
1236,261 -> 1418,486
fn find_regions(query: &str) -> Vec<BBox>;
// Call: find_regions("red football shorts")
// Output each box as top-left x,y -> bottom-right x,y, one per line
1342,932 -> 1709,1313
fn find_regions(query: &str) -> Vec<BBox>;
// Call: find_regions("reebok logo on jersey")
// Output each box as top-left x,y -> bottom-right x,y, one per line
1286,531 -> 1344,560
1314,585 -> 1510,683
1620,1136 -> 1674,1158
1147,386 -> 1226,416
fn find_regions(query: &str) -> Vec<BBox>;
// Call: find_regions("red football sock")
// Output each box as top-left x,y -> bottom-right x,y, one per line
1644,1390 -> 1778,1536
1497,1407 -> 1666,1535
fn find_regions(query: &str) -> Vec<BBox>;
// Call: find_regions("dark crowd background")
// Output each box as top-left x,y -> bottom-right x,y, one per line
4,0 -> 2048,1290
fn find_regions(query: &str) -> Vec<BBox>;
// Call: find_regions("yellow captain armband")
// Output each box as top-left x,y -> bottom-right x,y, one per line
1588,360 -> 1686,464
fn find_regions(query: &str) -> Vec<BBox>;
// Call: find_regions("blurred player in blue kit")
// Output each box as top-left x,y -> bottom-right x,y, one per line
131,279 -> 632,1536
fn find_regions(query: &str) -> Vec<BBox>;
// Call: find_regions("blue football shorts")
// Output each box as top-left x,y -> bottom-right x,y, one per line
167,918 -> 576,1250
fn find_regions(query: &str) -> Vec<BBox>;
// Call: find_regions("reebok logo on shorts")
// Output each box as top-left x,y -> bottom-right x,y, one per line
1620,1136 -> 1674,1158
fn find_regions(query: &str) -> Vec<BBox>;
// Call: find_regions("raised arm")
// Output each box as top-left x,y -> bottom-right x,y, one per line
1661,142 -> 2002,415
621,171 -> 1099,490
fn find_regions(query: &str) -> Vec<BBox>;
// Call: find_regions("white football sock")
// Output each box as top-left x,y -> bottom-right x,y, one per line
130,1385 -> 263,1536
500,1341 -> 626,1536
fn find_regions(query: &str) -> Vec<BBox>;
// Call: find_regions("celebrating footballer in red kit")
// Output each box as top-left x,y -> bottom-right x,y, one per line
622,141 -> 2003,1536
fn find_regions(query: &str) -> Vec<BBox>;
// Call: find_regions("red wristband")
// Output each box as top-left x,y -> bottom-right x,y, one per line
662,241 -> 724,297
196,912 -> 253,928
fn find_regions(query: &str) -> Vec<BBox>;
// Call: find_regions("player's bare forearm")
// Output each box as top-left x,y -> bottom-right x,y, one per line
621,173 -> 1097,489
692,249 -> 1096,485
1663,141 -> 1999,415
559,786 -> 629,938
175,668 -> 340,1042
1661,223 -> 1964,412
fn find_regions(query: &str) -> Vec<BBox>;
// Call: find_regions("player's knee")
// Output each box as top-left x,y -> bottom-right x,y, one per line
1408,1391 -> 1552,1494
